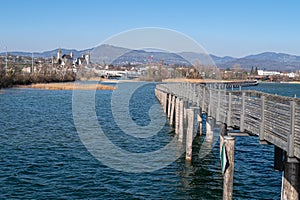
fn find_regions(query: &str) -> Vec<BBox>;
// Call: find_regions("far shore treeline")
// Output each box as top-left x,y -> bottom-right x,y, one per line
0,67 -> 75,89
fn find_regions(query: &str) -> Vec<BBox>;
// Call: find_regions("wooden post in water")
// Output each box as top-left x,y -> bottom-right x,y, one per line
274,146 -> 284,171
206,117 -> 214,143
281,158 -> 300,200
175,98 -> 180,135
223,136 -> 235,200
192,107 -> 199,138
186,108 -> 194,161
170,95 -> 176,126
178,99 -> 184,142
183,99 -> 189,142
281,99 -> 300,200
220,123 -> 228,159
167,94 -> 172,119
198,113 -> 203,136
163,92 -> 168,114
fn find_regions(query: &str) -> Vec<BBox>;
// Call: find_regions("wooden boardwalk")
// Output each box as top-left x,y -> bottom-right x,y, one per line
155,82 -> 300,200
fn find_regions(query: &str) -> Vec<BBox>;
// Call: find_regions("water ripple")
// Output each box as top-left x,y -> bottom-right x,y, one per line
0,85 -> 283,199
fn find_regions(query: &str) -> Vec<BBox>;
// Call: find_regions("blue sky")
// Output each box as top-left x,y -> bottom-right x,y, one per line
0,0 -> 299,57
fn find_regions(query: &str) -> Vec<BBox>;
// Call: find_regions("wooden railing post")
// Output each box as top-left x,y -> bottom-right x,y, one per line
175,98 -> 180,135
259,95 -> 265,142
240,92 -> 245,132
288,100 -> 296,158
206,117 -> 214,143
217,89 -> 221,123
193,84 -> 197,106
202,87 -> 206,112
227,93 -> 232,127
208,90 -> 212,117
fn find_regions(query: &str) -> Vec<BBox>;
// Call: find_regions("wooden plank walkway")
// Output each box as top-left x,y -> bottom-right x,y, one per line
155,82 -> 300,200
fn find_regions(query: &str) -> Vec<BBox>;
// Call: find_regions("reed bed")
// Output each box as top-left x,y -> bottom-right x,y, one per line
18,83 -> 116,90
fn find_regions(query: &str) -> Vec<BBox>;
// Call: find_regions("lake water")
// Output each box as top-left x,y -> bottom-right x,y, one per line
1,82 -> 297,199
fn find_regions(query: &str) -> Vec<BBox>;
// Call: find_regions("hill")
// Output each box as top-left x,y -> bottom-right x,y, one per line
1,45 -> 300,71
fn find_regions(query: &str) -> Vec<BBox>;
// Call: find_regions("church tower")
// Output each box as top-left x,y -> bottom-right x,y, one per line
85,51 -> 90,65
57,49 -> 62,62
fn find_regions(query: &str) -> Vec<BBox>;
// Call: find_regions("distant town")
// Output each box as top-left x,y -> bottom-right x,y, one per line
1,48 -> 300,88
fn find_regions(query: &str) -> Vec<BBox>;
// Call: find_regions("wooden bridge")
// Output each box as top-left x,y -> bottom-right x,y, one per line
155,82 -> 300,200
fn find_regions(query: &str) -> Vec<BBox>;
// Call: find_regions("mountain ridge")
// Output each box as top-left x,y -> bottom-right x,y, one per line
1,45 -> 300,71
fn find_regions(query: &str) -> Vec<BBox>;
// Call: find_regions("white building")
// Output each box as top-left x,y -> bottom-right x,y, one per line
257,70 -> 280,76
281,72 -> 297,78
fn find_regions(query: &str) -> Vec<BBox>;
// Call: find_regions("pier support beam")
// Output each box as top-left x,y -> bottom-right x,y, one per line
281,158 -> 300,200
223,136 -> 235,200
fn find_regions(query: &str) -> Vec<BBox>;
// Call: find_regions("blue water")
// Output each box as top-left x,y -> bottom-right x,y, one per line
0,82 -> 289,199
245,82 -> 300,97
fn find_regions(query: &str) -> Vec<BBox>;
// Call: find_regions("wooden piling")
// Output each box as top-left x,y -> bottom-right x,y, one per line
178,100 -> 184,142
220,124 -> 228,159
223,136 -> 235,200
274,146 -> 284,171
192,107 -> 199,138
155,83 -> 300,199
198,113 -> 203,136
170,95 -> 175,126
163,92 -> 168,114
167,94 -> 172,119
183,100 -> 188,129
186,108 -> 194,161
206,117 -> 214,143
175,98 -> 180,135
281,158 -> 300,200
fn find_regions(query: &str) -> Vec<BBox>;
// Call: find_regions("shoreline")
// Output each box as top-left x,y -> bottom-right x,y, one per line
3,79 -> 299,91
280,81 -> 300,84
